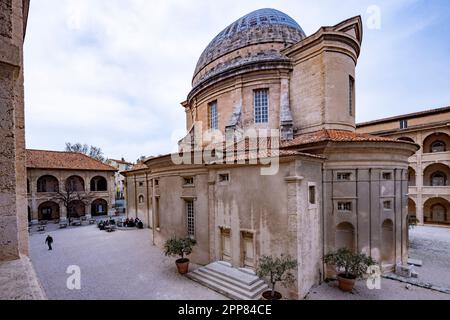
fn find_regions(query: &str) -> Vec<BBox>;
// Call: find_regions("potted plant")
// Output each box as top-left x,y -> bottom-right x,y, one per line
256,254 -> 298,300
324,248 -> 377,292
164,236 -> 197,274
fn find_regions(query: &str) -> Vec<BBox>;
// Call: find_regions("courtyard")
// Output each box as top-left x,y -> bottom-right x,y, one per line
29,225 -> 226,300
28,224 -> 450,300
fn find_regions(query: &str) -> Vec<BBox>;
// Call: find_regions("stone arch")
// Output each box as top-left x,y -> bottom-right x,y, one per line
90,176 -> 107,192
68,200 -> 86,218
335,222 -> 355,251
423,132 -> 450,153
423,163 -> 450,186
37,175 -> 59,193
38,201 -> 60,221
408,167 -> 416,186
381,219 -> 394,264
91,198 -> 108,217
423,197 -> 450,225
66,175 -> 85,192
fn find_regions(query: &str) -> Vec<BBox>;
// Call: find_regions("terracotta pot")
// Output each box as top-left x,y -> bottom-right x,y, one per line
337,274 -> 356,292
262,290 -> 282,300
175,258 -> 190,274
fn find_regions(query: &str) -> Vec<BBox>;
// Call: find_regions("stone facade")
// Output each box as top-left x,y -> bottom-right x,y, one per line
26,150 -> 117,223
0,0 -> 29,261
357,106 -> 450,226
124,9 -> 418,299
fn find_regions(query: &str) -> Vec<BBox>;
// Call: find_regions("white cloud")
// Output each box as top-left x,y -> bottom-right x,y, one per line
24,0 -> 450,161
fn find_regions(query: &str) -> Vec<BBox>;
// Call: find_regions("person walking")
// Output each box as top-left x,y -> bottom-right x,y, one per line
45,235 -> 53,251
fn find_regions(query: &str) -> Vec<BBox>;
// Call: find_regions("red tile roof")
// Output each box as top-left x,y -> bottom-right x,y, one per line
357,106 -> 450,127
121,162 -> 148,173
281,129 -> 415,148
26,149 -> 117,171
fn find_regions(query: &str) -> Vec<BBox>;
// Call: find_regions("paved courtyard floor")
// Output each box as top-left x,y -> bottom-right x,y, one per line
409,225 -> 450,289
307,226 -> 450,300
29,225 -> 226,300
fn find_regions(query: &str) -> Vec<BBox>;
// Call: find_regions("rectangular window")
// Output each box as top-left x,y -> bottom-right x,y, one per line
382,172 -> 392,180
337,173 -> 352,181
183,177 -> 194,186
209,101 -> 218,130
186,200 -> 195,238
383,200 -> 392,210
254,89 -> 269,123
219,173 -> 229,182
138,182 -> 144,187
349,76 -> 354,116
400,120 -> 408,129
154,179 -> 159,186
337,202 -> 352,212
309,186 -> 316,205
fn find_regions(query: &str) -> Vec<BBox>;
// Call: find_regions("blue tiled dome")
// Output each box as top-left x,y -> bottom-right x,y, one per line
193,8 -> 306,86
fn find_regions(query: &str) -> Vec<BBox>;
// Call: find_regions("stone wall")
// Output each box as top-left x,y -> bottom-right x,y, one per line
0,0 -> 29,261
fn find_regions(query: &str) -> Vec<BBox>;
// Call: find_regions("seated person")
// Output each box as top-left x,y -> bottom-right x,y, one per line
137,221 -> 144,229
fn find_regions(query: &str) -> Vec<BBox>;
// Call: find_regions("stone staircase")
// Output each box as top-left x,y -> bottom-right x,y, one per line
187,261 -> 269,300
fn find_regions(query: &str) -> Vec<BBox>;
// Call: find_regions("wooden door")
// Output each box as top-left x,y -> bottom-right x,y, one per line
242,232 -> 255,268
221,229 -> 231,262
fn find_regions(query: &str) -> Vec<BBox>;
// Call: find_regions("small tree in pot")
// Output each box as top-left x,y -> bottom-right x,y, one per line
164,237 -> 197,274
324,248 -> 377,292
256,255 -> 298,300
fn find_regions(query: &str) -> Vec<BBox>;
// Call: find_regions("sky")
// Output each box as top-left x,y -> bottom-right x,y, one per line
24,0 -> 450,162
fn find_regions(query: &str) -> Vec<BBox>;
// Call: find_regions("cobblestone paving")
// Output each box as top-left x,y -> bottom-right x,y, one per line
29,225 -> 226,300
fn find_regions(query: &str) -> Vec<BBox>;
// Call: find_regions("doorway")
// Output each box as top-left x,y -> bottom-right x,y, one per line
241,231 -> 255,269
220,228 -> 231,263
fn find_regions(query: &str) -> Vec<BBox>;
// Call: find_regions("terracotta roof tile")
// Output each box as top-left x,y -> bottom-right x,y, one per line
26,149 -> 117,171
281,129 -> 414,148
121,162 -> 148,173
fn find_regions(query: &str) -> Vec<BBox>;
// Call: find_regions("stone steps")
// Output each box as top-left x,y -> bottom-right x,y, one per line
187,261 -> 268,300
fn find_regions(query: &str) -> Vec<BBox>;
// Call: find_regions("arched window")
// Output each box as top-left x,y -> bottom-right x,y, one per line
431,141 -> 445,153
138,195 -> 145,204
431,171 -> 446,186
37,175 -> 59,193
66,176 -> 85,192
90,176 -> 107,192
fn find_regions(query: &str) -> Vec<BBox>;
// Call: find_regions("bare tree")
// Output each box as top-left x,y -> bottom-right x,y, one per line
65,142 -> 106,162
51,182 -> 93,224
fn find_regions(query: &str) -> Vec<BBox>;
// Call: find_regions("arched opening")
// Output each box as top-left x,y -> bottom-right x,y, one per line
431,171 -> 446,186
423,132 -> 450,154
90,176 -> 107,192
408,198 -> 417,223
66,175 -> 85,192
381,219 -> 394,264
91,199 -> 108,217
423,197 -> 450,225
68,200 -> 86,218
423,163 -> 450,186
335,222 -> 355,252
138,195 -> 144,204
37,175 -> 59,193
398,137 -> 415,143
408,167 -> 416,186
38,201 -> 60,221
